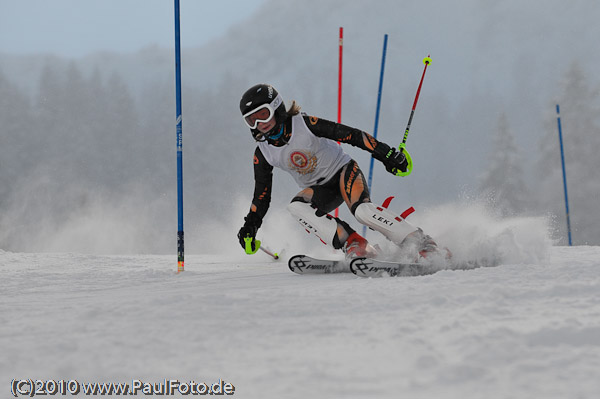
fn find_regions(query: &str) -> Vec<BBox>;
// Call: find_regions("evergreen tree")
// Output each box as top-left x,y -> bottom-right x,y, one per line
536,62 -> 600,244
478,113 -> 530,216
0,69 -> 32,204
35,62 -> 65,161
96,70 -> 140,187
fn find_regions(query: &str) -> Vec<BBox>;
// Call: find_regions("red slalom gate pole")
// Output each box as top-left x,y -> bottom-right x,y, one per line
337,27 -> 343,124
335,27 -> 343,218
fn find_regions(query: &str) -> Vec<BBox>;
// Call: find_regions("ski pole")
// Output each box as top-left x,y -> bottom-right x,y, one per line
395,55 -> 432,177
244,237 -> 281,259
244,236 -> 261,254
260,245 -> 280,260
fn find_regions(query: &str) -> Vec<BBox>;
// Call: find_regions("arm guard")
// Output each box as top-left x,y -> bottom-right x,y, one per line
302,114 -> 386,154
249,147 -> 273,223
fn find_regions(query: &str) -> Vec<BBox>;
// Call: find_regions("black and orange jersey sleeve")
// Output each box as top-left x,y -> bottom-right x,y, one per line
302,114 -> 390,154
250,146 -> 274,221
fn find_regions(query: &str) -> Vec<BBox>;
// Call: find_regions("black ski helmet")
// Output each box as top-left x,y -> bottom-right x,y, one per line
240,84 -> 287,141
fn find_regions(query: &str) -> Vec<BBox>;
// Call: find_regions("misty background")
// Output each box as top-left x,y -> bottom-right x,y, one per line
1,0 -> 599,254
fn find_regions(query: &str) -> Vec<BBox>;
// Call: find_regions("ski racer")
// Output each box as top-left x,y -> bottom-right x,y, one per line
237,83 -> 439,259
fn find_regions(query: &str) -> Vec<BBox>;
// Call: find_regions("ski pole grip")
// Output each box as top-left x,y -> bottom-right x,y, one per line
244,236 -> 261,255
395,144 -> 413,177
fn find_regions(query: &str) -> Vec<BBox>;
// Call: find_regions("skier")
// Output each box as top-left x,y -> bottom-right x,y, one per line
237,84 -> 439,259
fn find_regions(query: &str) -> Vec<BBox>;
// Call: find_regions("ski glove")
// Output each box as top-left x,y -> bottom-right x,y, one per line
373,144 -> 408,175
237,212 -> 262,253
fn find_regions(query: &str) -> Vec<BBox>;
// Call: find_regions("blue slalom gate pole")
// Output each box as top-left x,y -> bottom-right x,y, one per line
174,0 -> 185,271
556,104 -> 572,246
363,34 -> 388,237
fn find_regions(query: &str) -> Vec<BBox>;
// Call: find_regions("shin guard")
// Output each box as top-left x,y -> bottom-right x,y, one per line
287,201 -> 339,247
354,202 -> 416,245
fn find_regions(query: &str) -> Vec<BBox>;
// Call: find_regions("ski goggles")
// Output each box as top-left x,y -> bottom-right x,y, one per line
242,94 -> 283,129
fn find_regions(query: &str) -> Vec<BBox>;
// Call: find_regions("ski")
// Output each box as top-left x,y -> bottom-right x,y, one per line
350,257 -> 436,278
288,255 -> 348,275
350,256 -> 501,278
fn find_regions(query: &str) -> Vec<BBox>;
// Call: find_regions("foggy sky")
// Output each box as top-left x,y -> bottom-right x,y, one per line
0,0 -> 266,57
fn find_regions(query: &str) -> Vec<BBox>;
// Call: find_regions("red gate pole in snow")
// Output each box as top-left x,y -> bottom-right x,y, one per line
335,27 -> 343,218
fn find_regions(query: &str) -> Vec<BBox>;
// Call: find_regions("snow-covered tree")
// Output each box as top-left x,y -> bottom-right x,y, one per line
0,68 -> 32,203
535,62 -> 600,245
478,112 -> 530,216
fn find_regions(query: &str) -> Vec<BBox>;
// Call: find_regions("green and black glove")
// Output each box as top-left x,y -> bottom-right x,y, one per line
237,212 -> 262,254
373,143 -> 408,175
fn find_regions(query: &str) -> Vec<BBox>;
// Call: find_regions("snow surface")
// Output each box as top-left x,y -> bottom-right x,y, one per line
2,209 -> 600,398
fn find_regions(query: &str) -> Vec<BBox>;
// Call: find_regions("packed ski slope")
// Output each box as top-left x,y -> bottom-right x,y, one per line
2,206 -> 599,399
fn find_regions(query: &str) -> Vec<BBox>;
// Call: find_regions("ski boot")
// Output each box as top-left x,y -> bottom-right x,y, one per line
399,228 -> 451,261
342,232 -> 379,260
